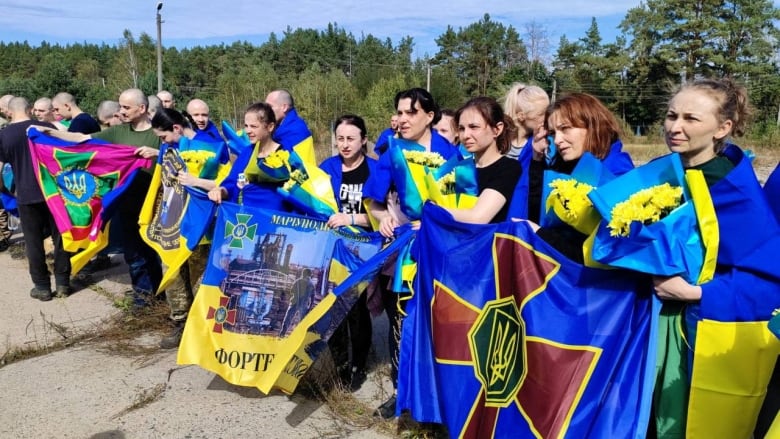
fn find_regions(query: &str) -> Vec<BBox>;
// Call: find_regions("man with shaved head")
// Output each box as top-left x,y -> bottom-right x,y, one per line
0,94 -> 13,129
0,97 -> 66,300
38,88 -> 163,308
157,90 -> 175,109
265,89 -> 311,148
96,100 -> 122,130
185,98 -> 223,143
32,98 -> 67,130
52,92 -> 100,134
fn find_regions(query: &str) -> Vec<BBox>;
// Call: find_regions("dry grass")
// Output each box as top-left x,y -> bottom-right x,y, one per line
0,292 -> 172,370
111,383 -> 167,419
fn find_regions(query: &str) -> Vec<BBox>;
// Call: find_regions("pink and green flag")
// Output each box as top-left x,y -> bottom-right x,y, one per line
28,128 -> 152,273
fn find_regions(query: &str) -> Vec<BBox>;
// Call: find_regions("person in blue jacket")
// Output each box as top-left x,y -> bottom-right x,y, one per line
208,102 -> 289,211
265,89 -> 312,148
320,114 -> 378,391
520,92 -> 634,263
362,87 -> 459,418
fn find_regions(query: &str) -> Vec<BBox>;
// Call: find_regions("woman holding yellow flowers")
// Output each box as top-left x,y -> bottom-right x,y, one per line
208,102 -> 288,210
443,96 -> 521,224
363,88 -> 459,419
525,93 -> 633,263
319,114 -> 377,391
150,108 -> 230,349
644,78 -> 780,438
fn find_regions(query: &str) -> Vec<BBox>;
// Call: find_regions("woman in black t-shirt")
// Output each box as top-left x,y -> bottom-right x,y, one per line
319,115 -> 377,391
443,96 -> 521,224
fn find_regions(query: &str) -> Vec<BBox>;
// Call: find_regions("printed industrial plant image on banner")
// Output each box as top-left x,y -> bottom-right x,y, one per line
177,202 -> 383,394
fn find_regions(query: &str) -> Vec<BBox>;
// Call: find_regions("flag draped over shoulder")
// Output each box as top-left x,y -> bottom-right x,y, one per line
27,128 -> 151,272
397,203 -> 656,439
177,202 -> 383,394
139,138 -> 228,291
683,146 -> 780,438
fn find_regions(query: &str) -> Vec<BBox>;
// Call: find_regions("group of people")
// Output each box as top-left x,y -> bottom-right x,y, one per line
1,76 -> 778,435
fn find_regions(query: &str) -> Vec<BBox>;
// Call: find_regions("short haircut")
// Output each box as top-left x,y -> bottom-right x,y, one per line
97,100 -> 120,122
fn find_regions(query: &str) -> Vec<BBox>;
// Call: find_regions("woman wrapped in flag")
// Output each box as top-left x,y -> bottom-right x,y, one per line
522,92 -> 633,263
441,96 -> 521,224
645,78 -> 780,438
149,108 -> 230,349
208,102 -> 290,210
362,88 -> 459,418
319,114 -> 378,391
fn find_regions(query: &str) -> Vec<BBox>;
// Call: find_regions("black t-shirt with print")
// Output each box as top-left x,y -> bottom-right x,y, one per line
339,158 -> 369,214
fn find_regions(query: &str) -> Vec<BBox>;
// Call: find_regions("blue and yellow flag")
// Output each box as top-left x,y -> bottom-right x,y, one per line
397,203 -> 656,438
177,203 -> 383,394
683,145 -> 780,438
139,139 -> 229,291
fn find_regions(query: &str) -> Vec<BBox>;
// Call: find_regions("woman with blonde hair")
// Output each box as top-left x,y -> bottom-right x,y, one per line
503,83 -> 551,220
503,83 -> 550,160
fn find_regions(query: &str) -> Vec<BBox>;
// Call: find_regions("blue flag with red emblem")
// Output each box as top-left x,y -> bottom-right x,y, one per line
397,203 -> 656,439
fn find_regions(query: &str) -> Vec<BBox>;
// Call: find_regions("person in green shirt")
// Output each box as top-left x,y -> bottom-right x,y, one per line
37,88 -> 163,310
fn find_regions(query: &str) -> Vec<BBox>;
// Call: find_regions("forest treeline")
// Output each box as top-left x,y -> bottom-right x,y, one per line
2,1 -> 780,153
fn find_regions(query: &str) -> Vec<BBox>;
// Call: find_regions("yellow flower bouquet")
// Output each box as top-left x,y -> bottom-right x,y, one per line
387,137 -> 448,219
540,153 -> 613,235
278,156 -> 340,220
606,183 -> 683,237
423,156 -> 479,210
588,154 -> 718,284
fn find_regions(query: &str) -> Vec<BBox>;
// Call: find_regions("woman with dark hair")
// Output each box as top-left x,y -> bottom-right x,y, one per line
208,102 -> 288,210
524,92 -> 633,263
362,87 -> 459,418
433,108 -> 458,146
364,87 -> 459,236
320,114 -> 378,390
442,97 -> 521,224
150,107 -> 230,349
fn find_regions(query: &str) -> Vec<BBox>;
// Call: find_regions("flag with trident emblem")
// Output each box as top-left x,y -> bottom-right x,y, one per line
397,204 -> 656,438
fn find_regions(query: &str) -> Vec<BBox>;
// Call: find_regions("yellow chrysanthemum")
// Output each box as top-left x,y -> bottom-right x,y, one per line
607,183 -> 684,237
402,150 -> 446,168
263,150 -> 291,168
283,168 -> 308,190
437,171 -> 456,195
548,179 -> 594,221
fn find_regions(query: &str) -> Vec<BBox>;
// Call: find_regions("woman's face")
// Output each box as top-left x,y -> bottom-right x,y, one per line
244,111 -> 273,145
458,107 -> 501,155
547,112 -> 588,162
153,126 -> 182,145
664,89 -> 731,166
397,98 -> 434,142
433,115 -> 457,144
335,122 -> 365,162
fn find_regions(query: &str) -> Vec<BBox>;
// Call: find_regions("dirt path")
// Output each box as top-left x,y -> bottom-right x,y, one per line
0,247 -> 394,438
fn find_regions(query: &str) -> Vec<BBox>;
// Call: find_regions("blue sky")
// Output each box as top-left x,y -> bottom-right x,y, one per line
0,1 -> 644,58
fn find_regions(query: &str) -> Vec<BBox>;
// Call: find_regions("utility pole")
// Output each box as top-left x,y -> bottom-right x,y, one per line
156,2 -> 164,93
426,63 -> 432,92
